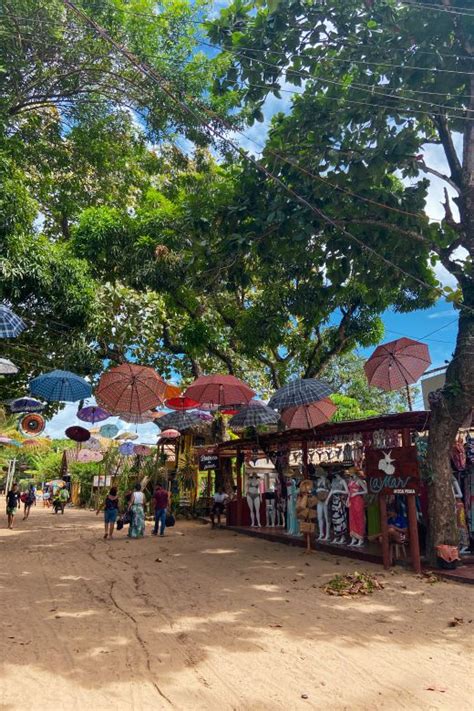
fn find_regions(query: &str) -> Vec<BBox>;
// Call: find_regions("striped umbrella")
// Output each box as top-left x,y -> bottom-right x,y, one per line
229,401 -> 280,431
0,358 -> 18,374
30,369 -> 91,402
268,378 -> 332,411
281,398 -> 337,430
0,305 -> 26,338
96,364 -> 166,415
364,337 -> 431,411
118,410 -> 159,425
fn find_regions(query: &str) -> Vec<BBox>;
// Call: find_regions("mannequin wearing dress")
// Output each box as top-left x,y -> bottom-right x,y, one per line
326,472 -> 349,544
348,472 -> 367,546
315,473 -> 331,540
452,475 -> 470,554
247,473 -> 262,527
286,478 -> 300,536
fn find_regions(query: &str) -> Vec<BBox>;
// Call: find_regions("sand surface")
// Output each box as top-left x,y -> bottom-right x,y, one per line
0,503 -> 472,710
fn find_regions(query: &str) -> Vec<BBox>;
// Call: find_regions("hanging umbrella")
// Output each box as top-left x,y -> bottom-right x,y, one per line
84,436 -> 101,451
99,423 -> 119,439
77,449 -> 103,463
165,395 -> 200,411
65,426 -> 91,443
96,363 -> 167,415
164,383 -> 181,399
229,400 -> 281,431
0,305 -> 26,338
8,397 -> 44,413
268,378 -> 332,411
18,413 -> 46,437
134,444 -> 152,456
159,429 -> 180,439
21,438 -> 43,449
195,411 -> 213,421
0,435 -> 21,446
116,431 -> 139,441
364,337 -> 431,411
155,410 -> 203,432
184,374 -> 255,406
77,405 -> 111,424
281,398 -> 337,430
119,441 -> 135,456
0,358 -> 18,375
30,369 -> 91,402
118,410 -> 157,425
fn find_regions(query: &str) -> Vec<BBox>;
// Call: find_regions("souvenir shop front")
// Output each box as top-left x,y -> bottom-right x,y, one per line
219,411 -> 474,573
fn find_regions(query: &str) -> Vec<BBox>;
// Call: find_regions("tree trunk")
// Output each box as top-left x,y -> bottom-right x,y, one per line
426,306 -> 474,563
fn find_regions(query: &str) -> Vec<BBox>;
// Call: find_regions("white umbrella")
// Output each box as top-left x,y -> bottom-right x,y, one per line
0,358 -> 18,375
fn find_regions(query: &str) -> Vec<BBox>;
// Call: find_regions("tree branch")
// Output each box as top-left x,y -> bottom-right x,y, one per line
336,218 -> 436,249
417,159 -> 461,194
434,114 -> 463,188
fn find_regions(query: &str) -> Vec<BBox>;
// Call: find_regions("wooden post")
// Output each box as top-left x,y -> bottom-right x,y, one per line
236,449 -> 243,526
302,439 -> 308,478
407,494 -> 422,573
379,494 -> 391,569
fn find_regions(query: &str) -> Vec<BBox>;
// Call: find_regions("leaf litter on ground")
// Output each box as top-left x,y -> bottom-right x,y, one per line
322,571 -> 384,596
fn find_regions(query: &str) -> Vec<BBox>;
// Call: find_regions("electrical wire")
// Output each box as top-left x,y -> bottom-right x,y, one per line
61,0 -> 474,320
399,1 -> 474,18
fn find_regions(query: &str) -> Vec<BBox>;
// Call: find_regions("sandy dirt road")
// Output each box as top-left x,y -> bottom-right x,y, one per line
0,503 -> 472,711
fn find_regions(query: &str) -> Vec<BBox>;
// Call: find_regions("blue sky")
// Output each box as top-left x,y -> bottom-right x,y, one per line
44,2 -> 461,438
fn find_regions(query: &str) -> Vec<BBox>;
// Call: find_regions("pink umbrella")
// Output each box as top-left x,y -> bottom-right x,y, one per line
77,449 -> 103,463
96,363 -> 167,415
364,337 -> 431,410
184,374 -> 255,407
281,398 -> 337,430
160,429 -> 180,439
133,444 -> 152,456
84,436 -> 101,451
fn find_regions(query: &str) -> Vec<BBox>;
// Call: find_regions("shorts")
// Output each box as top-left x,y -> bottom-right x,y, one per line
212,502 -> 225,515
105,509 -> 118,524
6,506 -> 16,515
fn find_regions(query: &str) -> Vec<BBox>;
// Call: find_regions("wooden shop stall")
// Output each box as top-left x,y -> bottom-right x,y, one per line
217,411 -> 431,573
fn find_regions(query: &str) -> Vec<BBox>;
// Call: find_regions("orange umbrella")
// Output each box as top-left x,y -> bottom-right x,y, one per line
96,364 -> 167,415
281,398 -> 337,430
164,383 -> 181,399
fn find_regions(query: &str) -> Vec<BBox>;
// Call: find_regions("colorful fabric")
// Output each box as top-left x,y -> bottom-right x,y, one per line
128,503 -> 145,538
331,493 -> 347,537
348,480 -> 365,540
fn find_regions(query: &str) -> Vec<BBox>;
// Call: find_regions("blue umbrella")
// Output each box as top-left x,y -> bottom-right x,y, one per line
30,369 -> 91,402
119,441 -> 135,456
100,423 -> 119,439
0,305 -> 26,338
8,397 -> 44,413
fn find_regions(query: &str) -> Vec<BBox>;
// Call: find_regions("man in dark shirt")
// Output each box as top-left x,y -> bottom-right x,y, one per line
152,484 -> 169,537
6,482 -> 20,529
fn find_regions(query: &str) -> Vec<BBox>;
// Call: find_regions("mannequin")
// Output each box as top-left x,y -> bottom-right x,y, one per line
326,471 -> 349,544
286,478 -> 300,536
246,473 -> 262,527
452,475 -> 470,554
264,484 -> 277,527
315,471 -> 331,541
347,469 -> 367,546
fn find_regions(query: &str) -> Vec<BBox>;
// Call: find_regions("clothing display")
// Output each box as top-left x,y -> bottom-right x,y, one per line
286,479 -> 300,536
330,494 -> 347,538
348,477 -> 366,544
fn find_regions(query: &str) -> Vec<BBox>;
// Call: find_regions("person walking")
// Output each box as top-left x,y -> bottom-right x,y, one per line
97,486 -> 119,539
23,484 -> 36,521
6,482 -> 21,529
152,484 -> 169,537
128,482 -> 145,538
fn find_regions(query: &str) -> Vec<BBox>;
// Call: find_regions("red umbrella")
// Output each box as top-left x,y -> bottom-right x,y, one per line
364,337 -> 431,410
96,364 -> 167,415
134,444 -> 152,456
184,375 -> 255,407
165,396 -> 200,411
65,426 -> 91,443
281,398 -> 337,430
160,429 -> 180,439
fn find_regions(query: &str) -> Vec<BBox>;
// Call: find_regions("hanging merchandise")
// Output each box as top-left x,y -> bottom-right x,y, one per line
18,413 -> 46,437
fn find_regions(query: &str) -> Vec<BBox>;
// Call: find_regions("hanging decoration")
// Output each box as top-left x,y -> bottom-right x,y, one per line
119,441 -> 135,456
18,413 -> 46,437
96,363 -> 167,415
99,423 -> 119,439
65,426 -> 91,443
30,369 -> 91,402
77,449 -> 103,463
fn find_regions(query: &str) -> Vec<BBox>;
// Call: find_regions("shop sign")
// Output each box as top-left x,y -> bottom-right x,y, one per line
199,452 -> 219,470
365,446 -> 420,495
93,475 -> 111,487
